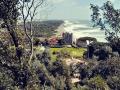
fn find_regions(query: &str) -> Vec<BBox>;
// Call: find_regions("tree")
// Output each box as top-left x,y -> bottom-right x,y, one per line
0,0 -> 20,58
0,0 -> 45,61
90,1 -> 120,42
19,0 -> 45,65
0,0 -> 47,89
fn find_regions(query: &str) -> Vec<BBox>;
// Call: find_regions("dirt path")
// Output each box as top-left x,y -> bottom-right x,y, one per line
64,58 -> 88,83
65,58 -> 88,66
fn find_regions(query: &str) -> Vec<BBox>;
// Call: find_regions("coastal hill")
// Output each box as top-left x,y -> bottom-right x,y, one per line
19,20 -> 64,38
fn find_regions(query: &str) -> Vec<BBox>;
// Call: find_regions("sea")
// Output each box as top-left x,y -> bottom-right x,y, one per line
62,20 -> 107,42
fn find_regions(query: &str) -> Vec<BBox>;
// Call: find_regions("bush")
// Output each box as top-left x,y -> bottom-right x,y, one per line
87,76 -> 109,90
107,76 -> 120,90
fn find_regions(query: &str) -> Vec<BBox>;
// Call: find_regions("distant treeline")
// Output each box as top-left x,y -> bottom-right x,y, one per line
18,20 -> 64,37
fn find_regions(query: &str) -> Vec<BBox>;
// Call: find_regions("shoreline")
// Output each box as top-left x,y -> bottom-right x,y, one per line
55,21 -> 107,42
55,23 -> 65,37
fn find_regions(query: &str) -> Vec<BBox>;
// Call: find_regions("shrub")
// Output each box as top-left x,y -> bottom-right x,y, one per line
107,76 -> 120,90
87,76 -> 109,90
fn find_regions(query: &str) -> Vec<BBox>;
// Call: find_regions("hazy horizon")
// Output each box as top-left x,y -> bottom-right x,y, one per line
35,0 -> 120,20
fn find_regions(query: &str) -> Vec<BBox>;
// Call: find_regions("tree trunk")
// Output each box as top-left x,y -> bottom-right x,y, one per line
5,20 -> 19,48
29,21 -> 34,65
23,20 -> 34,65
5,20 -> 21,59
29,36 -> 33,65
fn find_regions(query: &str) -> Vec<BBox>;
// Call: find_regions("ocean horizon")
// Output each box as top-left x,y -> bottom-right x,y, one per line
62,20 -> 107,42
24,19 -> 107,42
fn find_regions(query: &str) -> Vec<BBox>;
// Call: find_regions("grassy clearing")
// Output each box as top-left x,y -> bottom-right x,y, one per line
50,47 -> 86,62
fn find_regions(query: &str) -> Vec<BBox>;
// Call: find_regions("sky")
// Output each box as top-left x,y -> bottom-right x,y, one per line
38,0 -> 120,20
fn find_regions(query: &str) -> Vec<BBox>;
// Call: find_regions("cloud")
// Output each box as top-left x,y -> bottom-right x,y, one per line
47,0 -> 65,4
109,0 -> 115,3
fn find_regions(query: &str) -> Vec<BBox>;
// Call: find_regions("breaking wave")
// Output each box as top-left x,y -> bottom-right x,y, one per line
63,20 -> 107,42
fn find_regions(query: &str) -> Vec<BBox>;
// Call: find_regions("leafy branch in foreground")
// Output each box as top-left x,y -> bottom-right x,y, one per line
90,1 -> 120,41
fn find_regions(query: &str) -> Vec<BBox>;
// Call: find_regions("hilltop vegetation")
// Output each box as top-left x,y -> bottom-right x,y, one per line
0,0 -> 120,90
19,20 -> 64,37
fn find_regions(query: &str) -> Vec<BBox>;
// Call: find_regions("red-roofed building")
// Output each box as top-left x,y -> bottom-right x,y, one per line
48,36 -> 58,46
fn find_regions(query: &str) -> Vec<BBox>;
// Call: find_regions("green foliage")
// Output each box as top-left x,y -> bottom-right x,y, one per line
90,2 -> 120,55
72,85 -> 89,90
91,1 -> 120,41
0,0 -> 19,49
0,0 -> 19,20
0,67 -> 15,90
107,76 -> 120,90
87,76 -> 109,90
50,47 -> 86,61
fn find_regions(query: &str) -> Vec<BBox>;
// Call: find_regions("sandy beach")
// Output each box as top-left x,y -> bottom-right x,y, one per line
55,23 -> 65,37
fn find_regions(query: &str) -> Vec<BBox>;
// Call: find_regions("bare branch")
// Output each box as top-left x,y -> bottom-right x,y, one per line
19,0 -> 45,65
